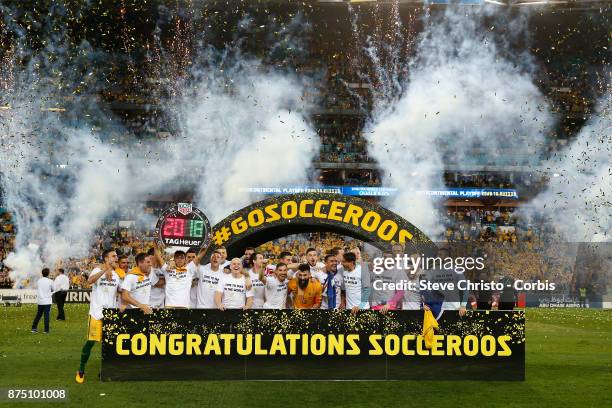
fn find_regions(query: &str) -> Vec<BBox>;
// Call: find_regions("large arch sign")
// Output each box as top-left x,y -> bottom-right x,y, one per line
206,193 -> 437,258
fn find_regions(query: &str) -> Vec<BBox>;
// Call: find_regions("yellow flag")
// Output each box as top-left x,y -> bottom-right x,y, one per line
422,310 -> 439,349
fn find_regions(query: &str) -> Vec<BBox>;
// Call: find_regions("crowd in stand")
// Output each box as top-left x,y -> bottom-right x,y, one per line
0,202 -> 579,292
0,209 -> 15,288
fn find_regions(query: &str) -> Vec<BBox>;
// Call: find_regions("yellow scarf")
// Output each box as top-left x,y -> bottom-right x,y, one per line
115,268 -> 126,279
422,310 -> 439,349
175,266 -> 187,273
129,266 -> 146,283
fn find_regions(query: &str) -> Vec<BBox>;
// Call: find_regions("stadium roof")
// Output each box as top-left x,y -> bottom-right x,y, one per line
317,0 -> 610,9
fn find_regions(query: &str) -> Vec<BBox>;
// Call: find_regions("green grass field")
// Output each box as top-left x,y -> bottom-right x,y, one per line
1,305 -> 610,408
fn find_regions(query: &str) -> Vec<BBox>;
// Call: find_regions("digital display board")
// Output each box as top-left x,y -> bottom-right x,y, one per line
155,203 -> 211,251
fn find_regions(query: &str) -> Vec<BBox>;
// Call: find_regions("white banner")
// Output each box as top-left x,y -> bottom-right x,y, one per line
0,289 -> 38,303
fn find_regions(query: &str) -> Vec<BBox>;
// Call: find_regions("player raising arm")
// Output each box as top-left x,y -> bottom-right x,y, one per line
260,262 -> 289,309
75,249 -> 121,384
158,249 -> 197,309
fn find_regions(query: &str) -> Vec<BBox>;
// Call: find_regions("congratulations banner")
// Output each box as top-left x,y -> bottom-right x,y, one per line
101,309 -> 525,381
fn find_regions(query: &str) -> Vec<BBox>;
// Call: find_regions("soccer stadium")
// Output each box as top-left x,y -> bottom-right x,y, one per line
0,0 -> 610,407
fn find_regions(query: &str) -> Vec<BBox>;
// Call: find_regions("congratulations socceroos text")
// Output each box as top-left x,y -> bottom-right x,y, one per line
115,333 -> 513,357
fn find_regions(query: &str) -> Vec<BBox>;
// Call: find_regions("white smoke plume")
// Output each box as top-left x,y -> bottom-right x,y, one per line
525,91 -> 611,242
173,58 -> 318,222
0,6 -> 318,286
360,6 -> 552,237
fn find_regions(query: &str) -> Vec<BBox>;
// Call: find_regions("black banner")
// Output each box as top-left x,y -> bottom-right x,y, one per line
101,309 -> 524,381
64,290 -> 91,304
205,193 -> 438,259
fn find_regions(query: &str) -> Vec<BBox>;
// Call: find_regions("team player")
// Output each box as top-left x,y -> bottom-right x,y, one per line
120,252 -> 159,312
247,252 -> 266,309
242,247 -> 255,268
186,249 -> 199,308
260,262 -> 289,309
217,246 -> 231,268
401,247 -> 423,311
341,251 -> 371,313
155,248 -> 202,309
196,250 -> 223,308
148,247 -> 166,308
320,254 -> 344,309
76,249 -> 122,384
278,251 -> 293,266
214,258 -> 254,310
305,247 -> 325,278
115,255 -> 129,279
421,245 -> 468,318
287,264 -> 322,309
370,249 -> 404,314
278,250 -> 299,277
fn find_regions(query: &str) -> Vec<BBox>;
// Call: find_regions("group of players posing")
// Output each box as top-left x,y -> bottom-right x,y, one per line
76,242 -> 467,383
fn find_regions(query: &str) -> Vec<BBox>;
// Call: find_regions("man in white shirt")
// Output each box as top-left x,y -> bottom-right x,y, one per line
155,250 -> 196,309
320,254 -> 344,310
53,267 -> 70,320
278,251 -> 300,278
196,250 -> 223,308
305,247 -> 325,277
341,251 -> 371,313
260,262 -> 289,309
148,247 -> 166,309
247,252 -> 266,309
120,252 -> 159,312
76,249 -> 122,384
214,258 -> 253,310
186,249 -> 199,308
31,268 -> 54,334
217,246 -> 231,268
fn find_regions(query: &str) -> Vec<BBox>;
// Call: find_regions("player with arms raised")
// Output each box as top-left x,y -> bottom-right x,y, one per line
75,249 -> 121,384
260,262 -> 289,309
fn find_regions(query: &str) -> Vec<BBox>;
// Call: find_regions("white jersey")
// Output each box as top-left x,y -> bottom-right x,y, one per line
121,272 -> 159,308
263,275 -> 288,309
148,267 -> 166,308
320,270 -> 343,310
36,277 -> 54,306
215,274 -> 254,309
89,269 -> 121,320
402,273 -> 422,310
190,284 -> 198,308
312,270 -> 327,285
342,264 -> 370,309
370,267 -> 404,307
162,262 -> 196,308
53,274 -> 70,292
308,262 -> 325,276
197,263 -> 222,308
248,269 -> 265,309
